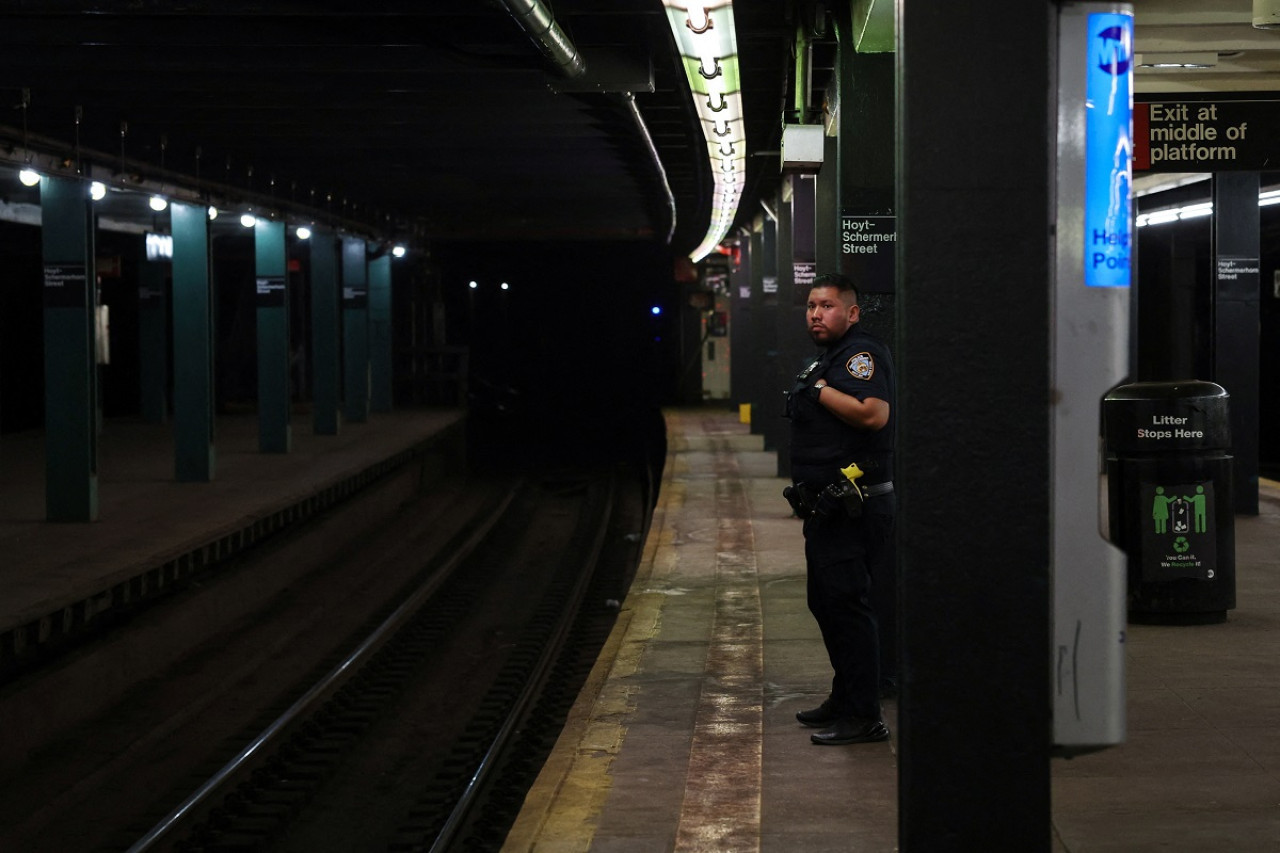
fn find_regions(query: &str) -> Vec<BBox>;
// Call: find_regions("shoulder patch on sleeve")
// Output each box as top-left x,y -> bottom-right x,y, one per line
846,352 -> 875,380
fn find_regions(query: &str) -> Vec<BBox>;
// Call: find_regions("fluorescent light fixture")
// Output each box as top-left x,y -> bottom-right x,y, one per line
149,195 -> 168,212
296,225 -> 312,240
1137,187 -> 1280,227
240,213 -> 256,228
18,168 -> 40,187
662,0 -> 746,262
1136,52 -> 1217,69
392,244 -> 406,258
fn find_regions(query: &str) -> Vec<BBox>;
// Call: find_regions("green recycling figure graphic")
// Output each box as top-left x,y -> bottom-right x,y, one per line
1185,484 -> 1207,533
1152,486 -> 1170,534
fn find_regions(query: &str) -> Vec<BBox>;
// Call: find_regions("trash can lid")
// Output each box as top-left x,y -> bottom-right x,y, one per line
1104,380 -> 1228,404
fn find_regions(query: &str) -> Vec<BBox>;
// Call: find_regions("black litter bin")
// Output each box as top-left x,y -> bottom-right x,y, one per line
1103,380 -> 1235,622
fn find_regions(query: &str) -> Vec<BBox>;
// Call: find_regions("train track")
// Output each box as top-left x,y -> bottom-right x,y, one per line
112,467 -> 633,852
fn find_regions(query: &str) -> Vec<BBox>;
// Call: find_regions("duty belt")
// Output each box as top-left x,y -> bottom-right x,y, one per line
863,481 -> 894,497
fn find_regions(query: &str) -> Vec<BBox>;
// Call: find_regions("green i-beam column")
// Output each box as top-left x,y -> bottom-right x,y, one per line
369,253 -> 392,413
342,237 -> 370,423
41,175 -> 98,521
138,256 -> 168,424
171,202 -> 216,480
255,219 -> 291,452
311,229 -> 341,434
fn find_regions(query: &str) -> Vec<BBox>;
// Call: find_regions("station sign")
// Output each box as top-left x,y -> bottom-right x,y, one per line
839,213 -> 895,293
44,263 -> 87,308
1134,99 -> 1280,172
256,276 -> 286,307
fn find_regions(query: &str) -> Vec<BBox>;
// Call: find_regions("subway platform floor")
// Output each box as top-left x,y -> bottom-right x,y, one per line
503,407 -> 1280,852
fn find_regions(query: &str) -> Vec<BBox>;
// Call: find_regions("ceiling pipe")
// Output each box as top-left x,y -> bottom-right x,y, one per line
498,0 -> 587,78
621,92 -> 676,245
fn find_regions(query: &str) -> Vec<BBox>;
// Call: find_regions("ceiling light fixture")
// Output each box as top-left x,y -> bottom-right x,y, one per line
296,225 -> 312,240
392,244 -> 406,258
90,181 -> 106,200
662,0 -> 746,262
1137,188 -> 1280,226
18,168 -> 41,187
149,195 -> 168,212
240,213 -> 256,228
1135,52 -> 1217,69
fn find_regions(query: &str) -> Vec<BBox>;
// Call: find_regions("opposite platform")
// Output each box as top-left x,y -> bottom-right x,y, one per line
504,407 -> 1280,852
0,408 -> 465,674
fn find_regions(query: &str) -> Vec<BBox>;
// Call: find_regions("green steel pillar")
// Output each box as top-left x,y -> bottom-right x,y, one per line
310,229 -> 341,434
255,219 -> 291,452
369,253 -> 393,413
40,175 -> 98,521
138,254 -> 168,424
342,237 -> 370,423
171,202 -> 216,481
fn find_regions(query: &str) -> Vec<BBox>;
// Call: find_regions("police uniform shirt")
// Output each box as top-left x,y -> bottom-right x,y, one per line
789,323 -> 895,488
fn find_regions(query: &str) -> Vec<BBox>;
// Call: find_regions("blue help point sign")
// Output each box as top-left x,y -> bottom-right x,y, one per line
1084,12 -> 1133,288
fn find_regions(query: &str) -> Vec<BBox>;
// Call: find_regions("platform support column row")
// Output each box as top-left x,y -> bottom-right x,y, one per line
342,237 -> 370,423
171,202 -> 216,481
40,175 -> 98,521
255,219 -> 291,453
369,254 -> 393,413
310,230 -> 341,435
138,259 -> 168,425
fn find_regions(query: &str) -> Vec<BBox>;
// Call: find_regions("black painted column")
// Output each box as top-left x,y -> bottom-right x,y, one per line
897,1 -> 1053,849
766,190 -> 795,472
1212,172 -> 1261,515
729,227 -> 755,417
752,214 -> 778,449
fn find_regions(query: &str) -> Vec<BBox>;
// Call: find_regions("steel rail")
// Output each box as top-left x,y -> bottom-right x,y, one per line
426,475 -> 617,852
124,487 -> 520,853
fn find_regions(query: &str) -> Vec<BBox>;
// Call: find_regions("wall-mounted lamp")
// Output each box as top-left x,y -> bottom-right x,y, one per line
89,181 -> 106,201
18,168 -> 41,187
149,195 -> 168,212
469,280 -> 479,290
296,225 -> 312,240
240,213 -> 257,228
392,244 -> 406,258
208,206 -> 219,221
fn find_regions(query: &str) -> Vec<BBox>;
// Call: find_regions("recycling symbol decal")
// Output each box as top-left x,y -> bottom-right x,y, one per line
1172,537 -> 1190,554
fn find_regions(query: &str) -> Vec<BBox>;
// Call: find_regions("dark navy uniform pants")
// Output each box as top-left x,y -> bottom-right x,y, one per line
802,493 -> 895,720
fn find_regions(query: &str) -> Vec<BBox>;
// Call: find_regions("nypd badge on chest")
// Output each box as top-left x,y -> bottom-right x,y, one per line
846,352 -> 875,379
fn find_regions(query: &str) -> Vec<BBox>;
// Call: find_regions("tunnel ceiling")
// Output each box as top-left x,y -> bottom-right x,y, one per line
0,0 -> 803,257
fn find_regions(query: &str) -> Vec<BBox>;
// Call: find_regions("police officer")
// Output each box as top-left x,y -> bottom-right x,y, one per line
785,272 -> 895,745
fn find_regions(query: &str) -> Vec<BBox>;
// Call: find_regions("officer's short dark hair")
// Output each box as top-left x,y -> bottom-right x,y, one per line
811,272 -> 859,305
